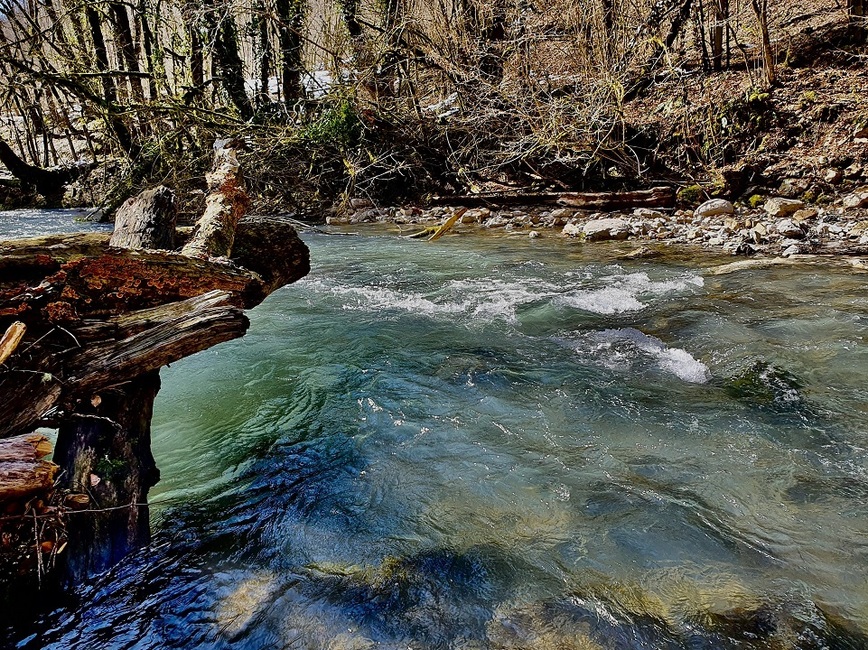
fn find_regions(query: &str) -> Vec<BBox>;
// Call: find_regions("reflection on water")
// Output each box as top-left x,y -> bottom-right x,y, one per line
6,227 -> 868,648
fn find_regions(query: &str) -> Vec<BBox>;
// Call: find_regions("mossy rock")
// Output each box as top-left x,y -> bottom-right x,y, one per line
677,185 -> 705,205
725,360 -> 803,408
748,194 -> 764,209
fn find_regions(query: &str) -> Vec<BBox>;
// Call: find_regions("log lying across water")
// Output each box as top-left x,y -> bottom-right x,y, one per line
0,218 -> 309,441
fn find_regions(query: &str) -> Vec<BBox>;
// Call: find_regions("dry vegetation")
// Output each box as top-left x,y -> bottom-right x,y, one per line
0,0 -> 865,216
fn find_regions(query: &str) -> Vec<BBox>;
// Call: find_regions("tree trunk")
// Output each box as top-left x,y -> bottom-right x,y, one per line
711,0 -> 728,71
53,371 -> 161,584
203,0 -> 254,120
255,0 -> 273,105
181,141 -> 249,259
109,2 -> 146,104
0,137 -> 92,202
275,0 -> 305,101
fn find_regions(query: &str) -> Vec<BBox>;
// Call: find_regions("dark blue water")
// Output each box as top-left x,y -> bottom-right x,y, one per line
4,218 -> 868,648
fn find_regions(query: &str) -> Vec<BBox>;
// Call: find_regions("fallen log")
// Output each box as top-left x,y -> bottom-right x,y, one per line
426,187 -> 675,210
557,187 -> 675,209
0,434 -> 58,504
181,140 -> 249,259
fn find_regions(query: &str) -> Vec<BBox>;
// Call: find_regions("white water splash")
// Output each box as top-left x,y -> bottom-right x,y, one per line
586,327 -> 711,384
556,272 -> 704,315
304,270 -> 705,325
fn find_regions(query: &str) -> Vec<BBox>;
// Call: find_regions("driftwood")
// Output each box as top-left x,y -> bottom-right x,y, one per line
181,141 -> 249,259
556,187 -> 674,209
0,433 -> 58,504
427,187 -> 675,210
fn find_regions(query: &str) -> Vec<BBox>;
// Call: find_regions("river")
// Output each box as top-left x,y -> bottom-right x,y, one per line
3,212 -> 868,648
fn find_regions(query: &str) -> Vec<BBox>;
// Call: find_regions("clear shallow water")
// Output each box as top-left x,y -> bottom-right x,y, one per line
7,226 -> 868,648
0,208 -> 109,239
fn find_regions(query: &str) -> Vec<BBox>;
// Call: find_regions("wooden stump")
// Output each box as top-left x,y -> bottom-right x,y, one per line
53,371 -> 161,583
109,186 -> 177,250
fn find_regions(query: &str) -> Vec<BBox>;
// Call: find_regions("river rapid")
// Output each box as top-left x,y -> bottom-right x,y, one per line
3,214 -> 868,648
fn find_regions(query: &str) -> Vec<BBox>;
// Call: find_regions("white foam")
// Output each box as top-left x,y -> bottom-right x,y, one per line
303,269 -> 705,325
556,272 -> 704,315
586,328 -> 710,384
556,288 -> 645,314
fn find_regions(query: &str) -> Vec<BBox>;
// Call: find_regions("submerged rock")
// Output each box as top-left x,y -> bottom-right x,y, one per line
725,360 -> 804,409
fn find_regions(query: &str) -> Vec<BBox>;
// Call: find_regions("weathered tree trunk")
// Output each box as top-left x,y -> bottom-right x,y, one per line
53,371 -> 161,583
181,141 -> 249,259
110,186 -> 177,250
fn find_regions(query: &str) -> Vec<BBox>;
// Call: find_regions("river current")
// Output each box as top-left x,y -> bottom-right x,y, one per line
3,213 -> 868,648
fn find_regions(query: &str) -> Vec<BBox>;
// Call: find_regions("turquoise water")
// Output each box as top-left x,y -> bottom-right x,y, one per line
8,225 -> 868,648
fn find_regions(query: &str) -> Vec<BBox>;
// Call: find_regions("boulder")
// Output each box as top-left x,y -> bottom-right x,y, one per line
824,168 -> 843,184
775,219 -> 804,239
695,199 -> 734,218
792,208 -> 819,222
561,221 -> 583,237
582,217 -> 631,241
763,197 -> 804,218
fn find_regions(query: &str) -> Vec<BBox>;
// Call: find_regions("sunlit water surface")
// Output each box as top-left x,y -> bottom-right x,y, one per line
4,216 -> 868,649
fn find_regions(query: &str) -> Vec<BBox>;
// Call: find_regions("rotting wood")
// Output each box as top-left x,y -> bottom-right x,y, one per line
0,148 -> 309,591
0,321 -> 26,365
0,434 -> 58,504
181,140 -> 250,259
109,186 -> 177,250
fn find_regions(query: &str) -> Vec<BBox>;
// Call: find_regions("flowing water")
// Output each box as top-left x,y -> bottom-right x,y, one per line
4,216 -> 868,649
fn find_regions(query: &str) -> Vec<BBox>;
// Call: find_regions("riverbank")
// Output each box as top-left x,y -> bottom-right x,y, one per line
331,187 -> 868,259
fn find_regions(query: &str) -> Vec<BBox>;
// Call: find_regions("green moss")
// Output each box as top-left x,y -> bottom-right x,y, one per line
299,99 -> 363,149
748,194 -> 764,209
802,190 -> 816,203
94,456 -> 127,481
677,184 -> 705,205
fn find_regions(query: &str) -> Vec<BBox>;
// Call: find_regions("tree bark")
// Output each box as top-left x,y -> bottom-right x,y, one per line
109,2 -> 146,104
203,0 -> 254,120
110,186 -> 177,250
275,0 -> 305,101
53,371 -> 161,584
0,137 -> 92,202
0,434 -> 57,504
181,141 -> 249,259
